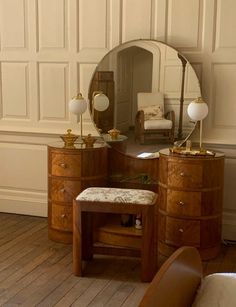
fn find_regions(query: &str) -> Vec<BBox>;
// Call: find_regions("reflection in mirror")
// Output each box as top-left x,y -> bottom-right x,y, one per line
89,39 -> 201,157
92,92 -> 109,113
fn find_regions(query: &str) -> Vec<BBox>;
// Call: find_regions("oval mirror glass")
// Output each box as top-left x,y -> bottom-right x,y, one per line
89,39 -> 201,157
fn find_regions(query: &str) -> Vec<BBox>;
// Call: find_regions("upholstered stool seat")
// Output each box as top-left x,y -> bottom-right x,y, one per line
73,187 -> 158,282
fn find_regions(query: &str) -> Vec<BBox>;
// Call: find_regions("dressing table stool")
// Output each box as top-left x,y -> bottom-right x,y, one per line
73,187 -> 158,282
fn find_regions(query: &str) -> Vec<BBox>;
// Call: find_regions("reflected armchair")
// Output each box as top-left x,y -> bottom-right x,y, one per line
135,92 -> 175,144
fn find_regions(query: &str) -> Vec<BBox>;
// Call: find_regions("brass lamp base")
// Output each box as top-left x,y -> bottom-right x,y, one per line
170,146 -> 215,156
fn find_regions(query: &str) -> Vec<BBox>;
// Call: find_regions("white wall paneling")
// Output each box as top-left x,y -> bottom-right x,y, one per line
79,0 -> 107,50
37,0 -> 68,51
38,62 -> 69,121
166,0 -> 203,50
214,0 -> 236,52
0,0 -> 28,50
212,64 -> 236,128
0,142 -> 47,216
1,62 -> 29,119
122,0 -> 152,42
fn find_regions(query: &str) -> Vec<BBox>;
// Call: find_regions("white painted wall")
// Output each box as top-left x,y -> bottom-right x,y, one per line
0,0 -> 236,238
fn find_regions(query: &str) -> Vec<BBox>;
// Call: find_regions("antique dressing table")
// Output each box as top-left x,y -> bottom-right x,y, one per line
47,39 -> 224,260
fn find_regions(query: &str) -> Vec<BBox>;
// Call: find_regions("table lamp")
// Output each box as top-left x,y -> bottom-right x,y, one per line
69,93 -> 87,138
187,97 -> 208,151
171,97 -> 212,155
92,91 -> 109,117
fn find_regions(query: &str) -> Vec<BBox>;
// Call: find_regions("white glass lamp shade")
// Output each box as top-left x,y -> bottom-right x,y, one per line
93,93 -> 109,112
187,97 -> 208,121
69,93 -> 87,115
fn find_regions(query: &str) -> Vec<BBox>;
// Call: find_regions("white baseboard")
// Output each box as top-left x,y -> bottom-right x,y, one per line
0,189 -> 47,217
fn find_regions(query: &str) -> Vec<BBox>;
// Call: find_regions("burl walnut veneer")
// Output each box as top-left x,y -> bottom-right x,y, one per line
48,142 -> 107,244
158,148 -> 224,260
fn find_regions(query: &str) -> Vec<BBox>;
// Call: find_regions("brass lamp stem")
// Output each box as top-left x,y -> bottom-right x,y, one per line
80,114 -> 83,138
199,119 -> 202,150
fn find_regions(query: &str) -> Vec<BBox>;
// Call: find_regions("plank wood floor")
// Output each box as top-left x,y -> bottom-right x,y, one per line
1,213 -> 236,306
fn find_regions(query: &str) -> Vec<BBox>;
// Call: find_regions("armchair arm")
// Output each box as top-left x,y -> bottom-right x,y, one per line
165,110 -> 175,122
135,110 -> 145,129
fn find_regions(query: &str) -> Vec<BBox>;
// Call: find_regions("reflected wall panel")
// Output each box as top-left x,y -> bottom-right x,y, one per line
185,64 -> 202,95
163,66 -> 182,93
78,63 -> 97,121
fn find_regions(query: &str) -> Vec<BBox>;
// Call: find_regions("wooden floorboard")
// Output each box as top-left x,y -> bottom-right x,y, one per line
0,213 -> 236,306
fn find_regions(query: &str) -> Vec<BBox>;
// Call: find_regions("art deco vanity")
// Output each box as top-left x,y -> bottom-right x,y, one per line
47,39 -> 224,260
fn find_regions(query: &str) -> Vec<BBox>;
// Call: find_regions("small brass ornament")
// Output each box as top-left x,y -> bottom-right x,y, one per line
82,134 -> 96,148
108,128 -> 120,140
60,129 -> 78,148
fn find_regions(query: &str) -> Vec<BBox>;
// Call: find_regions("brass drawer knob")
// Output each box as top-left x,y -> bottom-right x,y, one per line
60,188 -> 66,193
59,163 -> 67,168
177,201 -> 185,206
180,172 -> 185,177
61,214 -> 66,218
179,228 -> 184,233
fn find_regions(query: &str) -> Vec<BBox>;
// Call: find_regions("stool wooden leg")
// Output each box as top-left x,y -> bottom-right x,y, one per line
81,212 -> 93,260
73,200 -> 82,276
141,206 -> 157,282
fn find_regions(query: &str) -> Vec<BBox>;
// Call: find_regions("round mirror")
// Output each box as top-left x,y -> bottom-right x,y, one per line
88,39 -> 201,157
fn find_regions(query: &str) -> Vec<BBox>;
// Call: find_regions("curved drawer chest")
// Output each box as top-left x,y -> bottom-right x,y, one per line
158,148 -> 224,260
48,142 -> 107,244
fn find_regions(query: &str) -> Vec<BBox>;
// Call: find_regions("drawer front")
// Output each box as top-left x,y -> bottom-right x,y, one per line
168,162 -> 203,189
51,152 -> 81,177
49,178 -> 81,202
51,204 -> 72,231
166,190 -> 201,216
165,216 -> 200,247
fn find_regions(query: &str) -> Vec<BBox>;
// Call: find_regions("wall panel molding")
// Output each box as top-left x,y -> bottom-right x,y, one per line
78,0 -> 108,51
36,0 -> 68,51
38,62 -> 69,121
121,0 -> 152,42
166,0 -> 203,51
0,0 -> 28,51
214,0 -> 236,52
1,62 -> 30,119
211,63 -> 236,129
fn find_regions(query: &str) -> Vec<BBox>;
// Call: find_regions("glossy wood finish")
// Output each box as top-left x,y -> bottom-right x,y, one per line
108,147 -> 159,192
158,149 -> 224,260
73,195 -> 158,282
48,143 -> 108,244
139,246 -> 202,307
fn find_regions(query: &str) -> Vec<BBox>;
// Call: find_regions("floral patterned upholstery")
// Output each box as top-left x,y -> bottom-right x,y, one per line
76,187 -> 156,205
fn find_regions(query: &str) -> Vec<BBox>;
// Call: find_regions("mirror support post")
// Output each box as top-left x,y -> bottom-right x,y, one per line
177,53 -> 187,140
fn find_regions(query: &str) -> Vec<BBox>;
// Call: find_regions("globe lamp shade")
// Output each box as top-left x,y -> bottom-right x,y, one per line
187,97 -> 208,121
69,93 -> 87,115
93,93 -> 109,112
